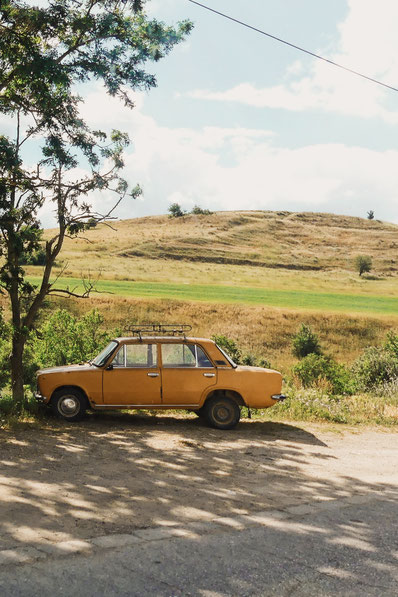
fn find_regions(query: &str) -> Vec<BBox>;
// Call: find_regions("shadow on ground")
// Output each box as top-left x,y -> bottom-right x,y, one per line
0,410 -> 397,592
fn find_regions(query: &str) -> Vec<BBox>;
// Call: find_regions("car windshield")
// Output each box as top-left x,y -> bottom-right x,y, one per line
92,341 -> 119,367
216,345 -> 237,368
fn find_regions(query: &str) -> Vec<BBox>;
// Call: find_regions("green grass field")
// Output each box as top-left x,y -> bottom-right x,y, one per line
29,277 -> 398,316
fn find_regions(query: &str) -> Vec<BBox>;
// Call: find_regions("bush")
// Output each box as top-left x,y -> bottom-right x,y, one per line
33,308 -> 112,368
20,248 -> 46,266
292,324 -> 322,358
168,202 -> 185,218
384,330 -> 398,357
191,205 -> 212,215
352,346 -> 398,391
211,334 -> 242,364
258,357 -> 271,369
293,353 -> 354,395
242,353 -> 255,366
272,386 -> 351,423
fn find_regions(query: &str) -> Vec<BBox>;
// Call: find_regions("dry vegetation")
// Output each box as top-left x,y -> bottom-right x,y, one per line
42,209 -> 398,275
38,294 -> 394,374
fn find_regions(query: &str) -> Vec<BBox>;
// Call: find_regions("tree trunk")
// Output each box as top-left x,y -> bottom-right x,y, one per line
10,333 -> 26,413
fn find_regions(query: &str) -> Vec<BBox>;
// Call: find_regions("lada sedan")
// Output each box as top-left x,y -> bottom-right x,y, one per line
36,334 -> 286,429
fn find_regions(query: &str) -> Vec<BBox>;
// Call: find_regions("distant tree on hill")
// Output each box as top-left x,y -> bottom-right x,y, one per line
367,210 -> 375,220
355,255 -> 372,276
168,203 -> 185,218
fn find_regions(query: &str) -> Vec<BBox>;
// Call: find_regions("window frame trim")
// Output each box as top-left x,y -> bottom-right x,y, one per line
160,342 -> 215,369
110,343 -> 159,369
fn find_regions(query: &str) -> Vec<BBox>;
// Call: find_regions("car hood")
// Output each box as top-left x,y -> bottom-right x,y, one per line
37,363 -> 97,375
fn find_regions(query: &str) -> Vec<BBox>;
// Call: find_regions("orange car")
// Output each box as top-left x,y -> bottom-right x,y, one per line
36,326 -> 286,429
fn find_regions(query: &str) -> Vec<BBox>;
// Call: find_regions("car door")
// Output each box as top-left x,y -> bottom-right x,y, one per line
102,343 -> 161,405
160,343 -> 217,406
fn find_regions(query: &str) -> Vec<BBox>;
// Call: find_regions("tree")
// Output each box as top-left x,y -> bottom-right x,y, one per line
367,210 -> 375,220
355,255 -> 372,277
0,0 -> 192,410
168,202 -> 185,218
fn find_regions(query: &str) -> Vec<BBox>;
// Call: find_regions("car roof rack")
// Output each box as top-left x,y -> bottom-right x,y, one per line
124,323 -> 192,341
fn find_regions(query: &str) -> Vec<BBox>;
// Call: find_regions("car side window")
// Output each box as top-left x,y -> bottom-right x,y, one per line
196,345 -> 213,367
112,346 -> 125,367
162,344 -> 213,368
111,344 -> 157,368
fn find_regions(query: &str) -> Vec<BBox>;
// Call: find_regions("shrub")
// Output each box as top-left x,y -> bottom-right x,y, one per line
355,255 -> 372,276
168,203 -> 185,218
211,334 -> 242,364
242,353 -> 255,366
258,357 -> 271,369
352,346 -> 398,391
292,324 -> 322,358
293,353 -> 354,395
191,205 -> 212,215
20,248 -> 46,266
272,386 -> 351,423
384,330 -> 398,357
33,308 -> 112,368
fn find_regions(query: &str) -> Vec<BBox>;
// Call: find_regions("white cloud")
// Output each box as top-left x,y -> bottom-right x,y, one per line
186,0 -> 398,123
69,89 -> 398,223
37,82 -> 398,228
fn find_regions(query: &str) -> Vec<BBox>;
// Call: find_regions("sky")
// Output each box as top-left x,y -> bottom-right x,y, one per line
20,1 -> 398,225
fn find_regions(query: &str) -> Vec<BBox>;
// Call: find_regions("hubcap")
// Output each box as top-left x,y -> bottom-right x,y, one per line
214,404 -> 232,423
59,396 -> 79,416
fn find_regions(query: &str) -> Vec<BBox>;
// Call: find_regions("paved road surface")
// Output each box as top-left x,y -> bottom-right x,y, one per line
0,491 -> 396,596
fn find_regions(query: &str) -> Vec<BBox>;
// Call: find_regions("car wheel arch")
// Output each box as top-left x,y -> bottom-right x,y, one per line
204,389 -> 246,408
50,385 -> 90,409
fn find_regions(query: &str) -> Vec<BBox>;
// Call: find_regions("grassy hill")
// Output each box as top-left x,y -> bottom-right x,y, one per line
36,210 -> 398,300
19,210 -> 398,371
50,210 -> 398,276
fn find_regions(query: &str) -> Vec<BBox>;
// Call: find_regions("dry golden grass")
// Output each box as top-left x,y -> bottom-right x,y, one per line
44,294 -> 396,374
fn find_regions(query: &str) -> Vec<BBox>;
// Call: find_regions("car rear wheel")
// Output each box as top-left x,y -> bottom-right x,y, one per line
205,396 -> 241,430
52,388 -> 86,422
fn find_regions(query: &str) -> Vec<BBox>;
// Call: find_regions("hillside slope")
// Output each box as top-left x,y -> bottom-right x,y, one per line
46,210 -> 398,279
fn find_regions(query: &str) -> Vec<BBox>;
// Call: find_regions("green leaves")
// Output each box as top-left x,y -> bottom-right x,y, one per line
33,308 -> 112,368
0,1 -> 192,404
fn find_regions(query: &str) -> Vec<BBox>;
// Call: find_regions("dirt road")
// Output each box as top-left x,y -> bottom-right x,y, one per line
0,413 -> 396,553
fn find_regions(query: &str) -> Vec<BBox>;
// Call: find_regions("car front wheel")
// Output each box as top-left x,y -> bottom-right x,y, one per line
52,388 -> 86,421
205,396 -> 241,430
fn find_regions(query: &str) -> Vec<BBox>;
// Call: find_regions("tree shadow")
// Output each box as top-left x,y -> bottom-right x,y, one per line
0,411 -> 396,594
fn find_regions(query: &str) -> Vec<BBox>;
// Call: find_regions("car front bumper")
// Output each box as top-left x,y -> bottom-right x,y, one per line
35,392 -> 47,404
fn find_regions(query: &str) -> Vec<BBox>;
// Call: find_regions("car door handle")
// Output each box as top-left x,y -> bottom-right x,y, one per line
203,373 -> 215,377
147,373 -> 159,377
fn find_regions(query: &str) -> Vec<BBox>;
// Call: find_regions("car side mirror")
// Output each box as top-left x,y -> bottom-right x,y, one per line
106,364 -> 114,371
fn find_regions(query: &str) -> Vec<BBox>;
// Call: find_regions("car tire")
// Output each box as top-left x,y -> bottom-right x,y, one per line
205,396 -> 241,430
52,388 -> 86,422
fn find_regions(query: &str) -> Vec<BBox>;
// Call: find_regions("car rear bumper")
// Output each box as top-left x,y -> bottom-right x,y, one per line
271,394 -> 287,401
